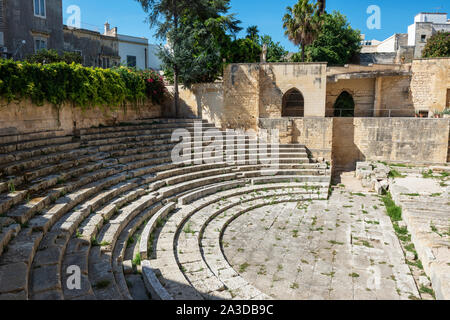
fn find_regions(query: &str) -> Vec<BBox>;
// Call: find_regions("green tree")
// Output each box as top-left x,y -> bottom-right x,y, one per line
305,11 -> 361,65
422,32 -> 450,58
259,35 -> 288,62
136,0 -> 211,116
225,38 -> 261,63
282,0 -> 322,62
246,25 -> 259,41
136,0 -> 240,115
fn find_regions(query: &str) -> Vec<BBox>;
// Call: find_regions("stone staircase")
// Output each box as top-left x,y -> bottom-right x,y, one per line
0,119 -> 331,300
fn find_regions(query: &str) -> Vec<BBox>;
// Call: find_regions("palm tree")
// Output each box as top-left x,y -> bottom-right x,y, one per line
318,0 -> 326,14
246,25 -> 260,41
282,0 -> 322,62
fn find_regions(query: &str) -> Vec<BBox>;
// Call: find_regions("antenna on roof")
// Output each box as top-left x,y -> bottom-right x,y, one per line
432,6 -> 443,12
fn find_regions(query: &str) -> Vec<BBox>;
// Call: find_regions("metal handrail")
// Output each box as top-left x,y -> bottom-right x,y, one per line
331,108 -> 416,118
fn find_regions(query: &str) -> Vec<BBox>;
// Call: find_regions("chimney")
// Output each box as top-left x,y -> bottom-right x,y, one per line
104,22 -> 110,35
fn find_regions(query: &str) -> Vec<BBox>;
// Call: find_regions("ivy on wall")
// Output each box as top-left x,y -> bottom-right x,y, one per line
0,59 -> 166,108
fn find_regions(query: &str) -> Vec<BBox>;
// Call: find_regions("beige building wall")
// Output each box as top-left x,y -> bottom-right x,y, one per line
259,63 -> 327,118
326,78 -> 376,117
411,58 -> 450,113
376,76 -> 414,116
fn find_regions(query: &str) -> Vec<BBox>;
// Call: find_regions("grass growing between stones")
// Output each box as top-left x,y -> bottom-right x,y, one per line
389,170 -> 406,179
132,253 -> 141,267
239,262 -> 250,273
381,193 -> 402,222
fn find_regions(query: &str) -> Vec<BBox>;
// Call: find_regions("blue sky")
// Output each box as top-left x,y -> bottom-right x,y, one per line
62,0 -> 448,52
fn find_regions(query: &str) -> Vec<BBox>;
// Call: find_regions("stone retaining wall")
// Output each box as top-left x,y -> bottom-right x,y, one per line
0,100 -> 163,136
260,117 -> 450,168
332,118 -> 450,170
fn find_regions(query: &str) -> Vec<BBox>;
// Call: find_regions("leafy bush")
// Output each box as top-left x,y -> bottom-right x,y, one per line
26,49 -> 83,64
422,32 -> 450,58
0,59 -> 166,108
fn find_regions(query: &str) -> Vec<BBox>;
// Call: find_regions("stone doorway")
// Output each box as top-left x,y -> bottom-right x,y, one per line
282,88 -> 304,117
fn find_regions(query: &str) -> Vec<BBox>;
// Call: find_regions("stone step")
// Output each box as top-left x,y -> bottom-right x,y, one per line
251,175 -> 331,185
80,123 -> 216,141
27,169 -> 125,234
97,195 -> 161,254
27,173 -> 131,300
78,119 -> 210,135
177,181 -> 246,206
0,230 -> 44,299
5,164 -> 114,228
112,203 -> 175,299
0,153 -> 107,195
0,148 -> 93,177
89,201 -> 163,300
157,173 -> 239,199
0,129 -> 66,145
0,135 -> 73,154
0,142 -> 81,166
0,171 -> 132,298
241,169 -> 327,179
139,202 -> 176,260
88,247 -> 122,300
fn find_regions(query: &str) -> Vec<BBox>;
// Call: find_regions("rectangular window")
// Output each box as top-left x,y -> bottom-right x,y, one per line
127,55 -> 137,68
421,35 -> 426,42
34,38 -> 47,52
34,0 -> 46,18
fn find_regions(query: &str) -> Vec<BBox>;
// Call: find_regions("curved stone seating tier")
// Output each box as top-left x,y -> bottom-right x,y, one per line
0,119 -> 331,300
143,183 -> 328,300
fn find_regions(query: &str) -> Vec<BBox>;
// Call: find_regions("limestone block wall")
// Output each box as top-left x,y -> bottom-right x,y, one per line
332,118 -> 450,170
258,118 -> 333,160
292,118 -> 333,160
0,100 -> 162,136
222,64 -> 261,130
259,63 -> 327,118
167,83 -> 224,121
376,76 -> 414,116
411,58 -> 450,112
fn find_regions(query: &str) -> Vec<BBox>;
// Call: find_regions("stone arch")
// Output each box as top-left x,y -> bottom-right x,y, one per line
333,90 -> 355,117
282,88 -> 304,117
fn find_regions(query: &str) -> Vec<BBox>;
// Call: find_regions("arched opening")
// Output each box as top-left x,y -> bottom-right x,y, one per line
333,91 -> 355,117
282,88 -> 304,117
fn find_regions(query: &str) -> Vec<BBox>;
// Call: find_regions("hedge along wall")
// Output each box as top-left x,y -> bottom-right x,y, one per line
0,60 -> 168,134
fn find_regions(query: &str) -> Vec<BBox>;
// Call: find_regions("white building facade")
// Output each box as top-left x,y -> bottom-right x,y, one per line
104,22 -> 162,70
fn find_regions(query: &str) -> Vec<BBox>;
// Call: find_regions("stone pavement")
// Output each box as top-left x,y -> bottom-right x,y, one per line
222,189 -> 420,300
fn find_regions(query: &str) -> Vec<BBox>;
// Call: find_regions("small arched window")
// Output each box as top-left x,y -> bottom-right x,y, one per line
333,91 -> 355,117
282,88 -> 304,117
